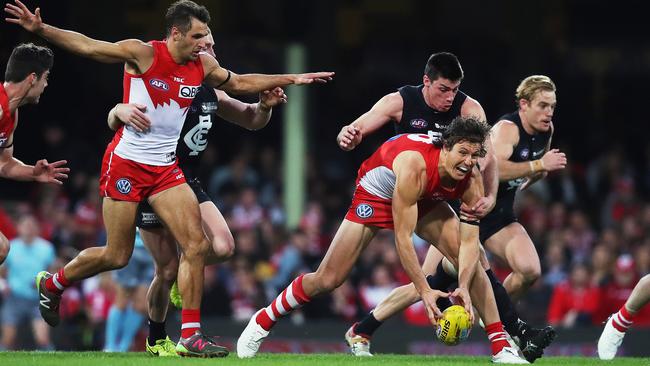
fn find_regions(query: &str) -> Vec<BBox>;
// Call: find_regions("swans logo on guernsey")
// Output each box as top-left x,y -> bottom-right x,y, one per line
356,203 -> 374,219
116,178 -> 132,194
149,79 -> 169,91
179,85 -> 200,99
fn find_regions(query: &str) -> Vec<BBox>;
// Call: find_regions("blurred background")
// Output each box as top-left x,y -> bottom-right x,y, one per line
1,0 -> 649,356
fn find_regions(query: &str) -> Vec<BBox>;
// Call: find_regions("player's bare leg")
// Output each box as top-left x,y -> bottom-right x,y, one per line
149,184 -> 227,357
485,223 -> 541,301
63,199 -> 138,280
599,274 -> 650,360
37,198 -> 138,327
238,220 -> 378,358
200,201 -> 235,261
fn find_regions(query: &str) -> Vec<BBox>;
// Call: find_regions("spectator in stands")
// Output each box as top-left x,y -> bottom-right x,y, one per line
0,215 -> 56,350
547,262 -> 600,328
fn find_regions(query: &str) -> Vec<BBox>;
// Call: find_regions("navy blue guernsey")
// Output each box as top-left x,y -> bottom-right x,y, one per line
395,84 -> 467,140
493,111 -> 552,210
176,83 -> 219,179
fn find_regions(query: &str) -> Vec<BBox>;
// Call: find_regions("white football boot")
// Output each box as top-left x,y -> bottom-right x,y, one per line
492,346 -> 530,364
598,315 -> 625,360
237,309 -> 270,358
344,324 -> 373,356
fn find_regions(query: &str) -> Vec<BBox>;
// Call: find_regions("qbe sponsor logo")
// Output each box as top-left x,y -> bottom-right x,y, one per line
179,85 -> 200,99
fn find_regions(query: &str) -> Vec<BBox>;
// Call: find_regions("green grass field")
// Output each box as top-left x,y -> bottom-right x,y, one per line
0,353 -> 648,366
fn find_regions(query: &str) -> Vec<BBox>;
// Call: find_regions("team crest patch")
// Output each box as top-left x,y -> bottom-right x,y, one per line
520,148 -> 530,159
356,203 -> 374,219
116,178 -> 132,194
201,102 -> 218,113
409,119 -> 428,129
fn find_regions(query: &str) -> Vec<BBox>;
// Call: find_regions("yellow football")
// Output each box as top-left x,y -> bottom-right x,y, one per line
436,305 -> 472,346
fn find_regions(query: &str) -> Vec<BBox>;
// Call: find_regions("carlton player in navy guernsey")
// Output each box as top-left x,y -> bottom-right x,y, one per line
107,29 -> 287,357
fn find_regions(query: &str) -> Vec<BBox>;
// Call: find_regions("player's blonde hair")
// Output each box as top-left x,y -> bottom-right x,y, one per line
515,75 -> 556,103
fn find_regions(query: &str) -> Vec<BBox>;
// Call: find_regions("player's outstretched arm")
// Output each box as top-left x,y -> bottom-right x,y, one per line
215,87 -> 287,131
392,151 -> 446,324
201,55 -> 334,94
337,92 -> 402,151
0,144 -> 69,184
5,0 -> 150,65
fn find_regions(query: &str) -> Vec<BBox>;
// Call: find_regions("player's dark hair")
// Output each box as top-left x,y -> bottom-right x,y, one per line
424,52 -> 464,82
165,0 -> 210,36
4,43 -> 53,83
441,116 -> 490,157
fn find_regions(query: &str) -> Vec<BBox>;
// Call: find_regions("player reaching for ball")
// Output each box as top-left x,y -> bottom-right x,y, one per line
237,117 -> 527,364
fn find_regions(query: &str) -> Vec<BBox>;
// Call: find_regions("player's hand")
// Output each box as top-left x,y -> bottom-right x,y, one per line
4,0 -> 44,33
540,149 -> 567,172
460,195 -> 495,220
259,87 -> 287,109
293,72 -> 335,85
450,287 -> 474,324
421,288 -> 450,325
33,159 -> 69,185
519,171 -> 547,191
337,125 -> 362,151
115,103 -> 151,132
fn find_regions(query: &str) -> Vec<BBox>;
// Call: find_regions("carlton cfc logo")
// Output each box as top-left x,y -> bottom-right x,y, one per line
356,203 -> 374,219
149,78 -> 169,91
116,178 -> 132,195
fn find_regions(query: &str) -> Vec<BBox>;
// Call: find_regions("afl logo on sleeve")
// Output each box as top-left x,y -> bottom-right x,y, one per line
179,85 -> 200,99
356,203 -> 374,219
116,178 -> 132,194
519,148 -> 530,160
149,79 -> 170,91
409,119 -> 428,129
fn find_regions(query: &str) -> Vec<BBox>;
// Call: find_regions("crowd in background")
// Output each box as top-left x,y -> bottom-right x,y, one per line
2,129 -> 650,350
1,0 -> 649,352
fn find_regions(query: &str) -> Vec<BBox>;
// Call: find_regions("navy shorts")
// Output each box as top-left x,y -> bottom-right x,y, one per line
479,200 -> 517,243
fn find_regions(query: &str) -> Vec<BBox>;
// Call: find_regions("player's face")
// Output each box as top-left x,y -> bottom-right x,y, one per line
25,70 -> 49,104
173,18 -> 209,61
520,90 -> 556,133
423,76 -> 461,112
204,32 -> 216,58
444,141 -> 482,180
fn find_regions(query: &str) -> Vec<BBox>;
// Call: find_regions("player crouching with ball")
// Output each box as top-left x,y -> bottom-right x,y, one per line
237,117 -> 527,364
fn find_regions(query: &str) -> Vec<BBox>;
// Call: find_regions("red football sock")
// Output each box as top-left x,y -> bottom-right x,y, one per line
612,305 -> 636,332
256,274 -> 311,331
485,321 -> 510,355
181,309 -> 201,339
45,268 -> 70,295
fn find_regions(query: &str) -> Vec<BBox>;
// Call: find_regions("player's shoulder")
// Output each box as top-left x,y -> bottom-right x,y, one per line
459,94 -> 486,122
491,118 -> 520,143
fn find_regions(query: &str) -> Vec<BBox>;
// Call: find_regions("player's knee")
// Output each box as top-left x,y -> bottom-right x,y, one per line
212,235 -> 235,260
183,237 -> 211,258
103,250 -> 131,270
518,263 -> 541,284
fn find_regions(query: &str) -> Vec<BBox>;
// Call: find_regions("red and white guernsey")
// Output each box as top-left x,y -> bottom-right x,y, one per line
345,133 -> 471,229
114,41 -> 204,166
0,83 -> 17,148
